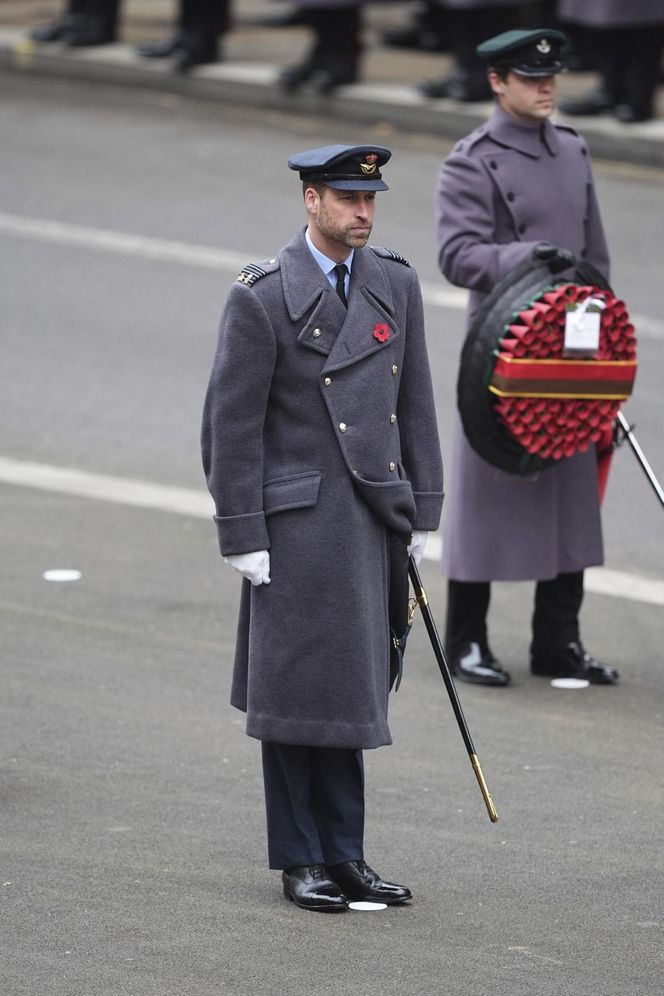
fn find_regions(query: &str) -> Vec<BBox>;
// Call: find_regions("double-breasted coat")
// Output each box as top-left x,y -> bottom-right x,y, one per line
436,104 -> 610,582
556,0 -> 664,28
202,228 -> 444,749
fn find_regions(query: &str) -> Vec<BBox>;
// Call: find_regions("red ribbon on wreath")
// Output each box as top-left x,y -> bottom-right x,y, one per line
488,284 -> 637,466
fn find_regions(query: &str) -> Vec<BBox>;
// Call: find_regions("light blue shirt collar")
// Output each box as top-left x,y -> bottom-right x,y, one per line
305,229 -> 354,295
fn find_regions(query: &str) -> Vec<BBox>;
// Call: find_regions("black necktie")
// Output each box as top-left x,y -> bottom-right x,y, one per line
333,263 -> 348,307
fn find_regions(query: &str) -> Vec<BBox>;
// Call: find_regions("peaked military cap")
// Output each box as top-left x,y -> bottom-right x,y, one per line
476,28 -> 568,77
288,144 -> 391,191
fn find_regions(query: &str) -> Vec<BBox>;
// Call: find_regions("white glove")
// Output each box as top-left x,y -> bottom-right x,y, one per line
224,550 -> 271,586
407,530 -> 428,567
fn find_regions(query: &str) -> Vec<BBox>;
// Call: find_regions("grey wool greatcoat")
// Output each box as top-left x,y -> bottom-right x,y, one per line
436,104 -> 610,582
202,228 -> 444,749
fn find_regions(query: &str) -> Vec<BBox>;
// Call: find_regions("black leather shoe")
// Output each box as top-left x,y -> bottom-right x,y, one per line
30,14 -> 84,43
282,864 -> 348,912
613,104 -> 652,124
314,65 -> 358,95
559,89 -> 614,116
530,641 -> 618,685
64,18 -> 116,47
452,642 -> 511,686
328,860 -> 411,905
418,70 -> 491,102
279,59 -> 318,92
173,39 -> 219,74
137,32 -> 186,59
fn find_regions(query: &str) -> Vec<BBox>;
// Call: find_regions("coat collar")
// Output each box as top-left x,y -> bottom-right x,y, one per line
280,228 -> 330,321
279,228 -> 399,366
486,104 -> 559,158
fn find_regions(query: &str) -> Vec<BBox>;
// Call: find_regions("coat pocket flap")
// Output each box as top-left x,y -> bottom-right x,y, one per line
263,471 -> 323,516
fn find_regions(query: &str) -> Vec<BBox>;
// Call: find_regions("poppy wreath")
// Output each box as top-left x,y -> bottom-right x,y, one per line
457,259 -> 638,476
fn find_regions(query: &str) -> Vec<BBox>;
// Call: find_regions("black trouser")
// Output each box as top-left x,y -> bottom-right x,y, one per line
299,6 -> 362,73
180,0 -> 231,38
82,0 -> 121,27
589,25 -> 664,116
445,571 -> 584,662
261,742 -> 365,871
445,5 -> 519,74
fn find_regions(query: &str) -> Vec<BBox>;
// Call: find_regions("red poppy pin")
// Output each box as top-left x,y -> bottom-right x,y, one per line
373,323 -> 390,343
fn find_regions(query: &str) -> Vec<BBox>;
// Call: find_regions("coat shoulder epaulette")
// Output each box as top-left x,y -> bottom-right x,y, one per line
235,257 -> 280,288
370,245 -> 410,267
454,123 -> 489,155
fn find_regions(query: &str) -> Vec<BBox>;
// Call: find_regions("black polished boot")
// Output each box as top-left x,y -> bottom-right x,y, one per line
137,31 -> 186,59
531,642 -> 618,684
279,44 -> 323,92
452,642 -> 511,686
279,7 -> 361,95
282,864 -> 348,912
64,16 -> 116,47
559,88 -> 614,116
30,12 -> 85,43
418,67 -> 491,101
328,860 -> 412,905
174,35 -> 219,73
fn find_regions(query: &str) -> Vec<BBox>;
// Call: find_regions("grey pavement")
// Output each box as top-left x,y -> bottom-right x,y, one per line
1,0 -> 664,167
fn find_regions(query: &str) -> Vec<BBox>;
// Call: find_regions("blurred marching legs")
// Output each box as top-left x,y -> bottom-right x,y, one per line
279,5 -> 363,94
137,0 -> 231,73
30,0 -> 119,46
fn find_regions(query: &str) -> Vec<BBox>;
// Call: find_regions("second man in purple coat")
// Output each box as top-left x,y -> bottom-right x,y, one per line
435,28 -> 619,688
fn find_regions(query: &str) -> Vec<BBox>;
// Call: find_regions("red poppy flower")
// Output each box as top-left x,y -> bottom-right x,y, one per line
373,323 -> 390,342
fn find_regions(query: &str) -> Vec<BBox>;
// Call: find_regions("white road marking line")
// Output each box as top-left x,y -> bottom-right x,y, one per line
0,211 -> 662,338
0,456 -> 212,518
0,211 -> 249,272
1,456 -> 663,606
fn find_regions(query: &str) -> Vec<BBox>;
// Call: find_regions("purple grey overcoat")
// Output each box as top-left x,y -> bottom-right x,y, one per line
436,104 -> 610,582
556,0 -> 664,27
202,228 -> 444,749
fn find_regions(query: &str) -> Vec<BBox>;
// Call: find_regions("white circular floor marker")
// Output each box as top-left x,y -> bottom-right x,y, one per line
43,569 -> 82,582
550,677 -> 590,690
348,901 -> 388,911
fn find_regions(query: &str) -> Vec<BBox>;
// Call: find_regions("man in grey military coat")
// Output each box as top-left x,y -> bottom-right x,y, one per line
202,145 -> 444,912
435,29 -> 619,688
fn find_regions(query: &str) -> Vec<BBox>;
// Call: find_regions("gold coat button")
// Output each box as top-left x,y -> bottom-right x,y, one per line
312,328 -> 322,338
324,377 -> 332,387
389,462 -> 396,471
339,422 -> 347,433
392,365 -> 398,375
390,413 -> 397,424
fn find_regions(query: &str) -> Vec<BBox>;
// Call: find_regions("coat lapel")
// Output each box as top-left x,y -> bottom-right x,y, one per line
280,229 -> 346,357
323,246 -> 400,372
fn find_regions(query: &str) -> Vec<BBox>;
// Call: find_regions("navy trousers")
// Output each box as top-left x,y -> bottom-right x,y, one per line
261,742 -> 365,871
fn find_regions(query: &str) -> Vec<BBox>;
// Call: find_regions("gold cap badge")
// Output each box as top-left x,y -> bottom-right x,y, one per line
360,153 -> 378,175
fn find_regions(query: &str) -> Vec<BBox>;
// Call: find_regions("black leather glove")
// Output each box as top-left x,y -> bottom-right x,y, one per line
533,242 -> 576,273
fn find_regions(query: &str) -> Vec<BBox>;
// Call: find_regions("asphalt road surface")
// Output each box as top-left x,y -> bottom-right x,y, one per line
1,73 -> 663,996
